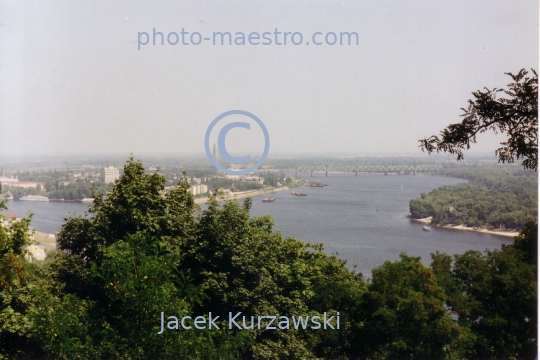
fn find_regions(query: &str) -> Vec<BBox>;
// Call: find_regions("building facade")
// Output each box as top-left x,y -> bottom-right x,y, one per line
101,166 -> 120,184
189,184 -> 209,196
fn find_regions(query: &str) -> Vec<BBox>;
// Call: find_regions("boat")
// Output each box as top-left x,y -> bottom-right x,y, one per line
292,192 -> 308,196
19,195 -> 49,202
423,226 -> 431,232
81,198 -> 94,203
262,198 -> 275,203
2,192 -> 13,200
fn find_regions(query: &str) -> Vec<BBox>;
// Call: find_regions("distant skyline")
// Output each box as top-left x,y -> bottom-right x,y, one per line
0,1 -> 538,158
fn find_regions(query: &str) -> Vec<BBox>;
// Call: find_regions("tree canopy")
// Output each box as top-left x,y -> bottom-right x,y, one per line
0,186 -> 37,358
409,167 -> 537,229
36,158 -> 366,359
431,223 -> 537,359
0,159 -> 536,359
420,69 -> 538,170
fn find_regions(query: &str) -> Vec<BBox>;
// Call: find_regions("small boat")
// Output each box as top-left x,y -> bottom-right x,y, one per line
262,198 -> 275,203
19,195 -> 49,202
81,198 -> 94,203
292,192 -> 308,196
423,226 -> 431,232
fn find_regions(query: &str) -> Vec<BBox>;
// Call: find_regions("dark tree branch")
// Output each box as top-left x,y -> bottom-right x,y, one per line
419,69 -> 538,170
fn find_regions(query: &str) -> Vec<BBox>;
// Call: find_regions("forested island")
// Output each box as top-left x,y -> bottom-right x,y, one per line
409,167 -> 537,230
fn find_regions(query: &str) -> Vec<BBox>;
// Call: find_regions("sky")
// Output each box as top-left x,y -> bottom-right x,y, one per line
0,1 -> 538,159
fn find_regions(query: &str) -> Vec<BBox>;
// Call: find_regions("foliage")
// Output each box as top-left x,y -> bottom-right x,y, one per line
261,174 -> 279,187
431,223 -> 537,359
187,196 -> 366,359
351,254 -> 469,359
512,219 -> 538,265
1,159 -> 536,359
4,180 -> 112,200
0,185 -> 38,359
45,181 -> 112,200
37,158 -> 365,359
420,69 -> 538,170
32,158 -> 246,359
409,168 -> 537,229
32,232 -> 245,359
205,177 -> 263,193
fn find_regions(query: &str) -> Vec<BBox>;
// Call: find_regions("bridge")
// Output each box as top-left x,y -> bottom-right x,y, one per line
293,165 -> 443,177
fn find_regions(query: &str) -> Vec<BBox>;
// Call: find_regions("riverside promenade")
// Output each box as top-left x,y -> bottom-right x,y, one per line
194,186 -> 291,204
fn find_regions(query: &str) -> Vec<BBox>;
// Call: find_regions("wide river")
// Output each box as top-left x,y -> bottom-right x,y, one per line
4,173 -> 512,276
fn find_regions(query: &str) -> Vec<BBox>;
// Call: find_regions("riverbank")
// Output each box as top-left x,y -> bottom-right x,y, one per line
194,186 -> 291,204
409,216 -> 519,238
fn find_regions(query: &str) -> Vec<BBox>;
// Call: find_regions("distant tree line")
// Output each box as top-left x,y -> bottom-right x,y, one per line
205,177 -> 264,193
410,168 -> 537,230
45,181 -> 113,200
4,181 -> 113,200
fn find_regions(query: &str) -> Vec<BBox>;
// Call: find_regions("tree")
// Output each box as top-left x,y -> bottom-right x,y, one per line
184,193 -> 365,359
39,157 -> 366,359
0,185 -> 38,359
408,168 -> 537,230
431,224 -> 538,360
420,69 -> 538,170
352,254 -> 469,359
512,219 -> 538,265
33,159 -> 246,359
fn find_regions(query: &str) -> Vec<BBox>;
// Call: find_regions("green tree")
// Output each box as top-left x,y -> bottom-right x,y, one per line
32,159 -> 246,359
38,157 -> 366,359
431,224 -> 537,359
408,168 -> 537,230
352,254 -> 468,359
420,69 -> 538,170
512,219 -> 538,265
186,195 -> 365,359
0,185 -> 37,359
32,232 -> 244,359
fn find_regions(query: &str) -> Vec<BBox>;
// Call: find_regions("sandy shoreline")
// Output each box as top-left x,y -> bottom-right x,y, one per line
194,186 -> 291,205
409,216 -> 519,238
33,230 -> 57,250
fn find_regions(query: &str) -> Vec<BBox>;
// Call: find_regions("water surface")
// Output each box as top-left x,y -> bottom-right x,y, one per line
4,173 -> 512,276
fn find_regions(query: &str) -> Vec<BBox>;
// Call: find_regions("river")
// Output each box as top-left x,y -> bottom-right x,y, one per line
3,173 -> 512,276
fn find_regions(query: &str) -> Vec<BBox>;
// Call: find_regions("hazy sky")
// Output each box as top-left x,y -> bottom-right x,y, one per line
0,1 -> 538,158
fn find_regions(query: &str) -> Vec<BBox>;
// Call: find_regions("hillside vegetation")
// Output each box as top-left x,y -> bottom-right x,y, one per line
1,159 -> 537,359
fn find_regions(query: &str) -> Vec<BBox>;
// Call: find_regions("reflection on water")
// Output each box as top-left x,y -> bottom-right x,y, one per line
4,173 -> 512,276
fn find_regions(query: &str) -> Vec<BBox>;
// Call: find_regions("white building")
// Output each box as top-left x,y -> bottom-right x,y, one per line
189,184 -> 209,196
25,245 -> 46,262
1,180 -> 41,188
190,185 -> 199,195
0,176 -> 17,186
101,166 -> 120,184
